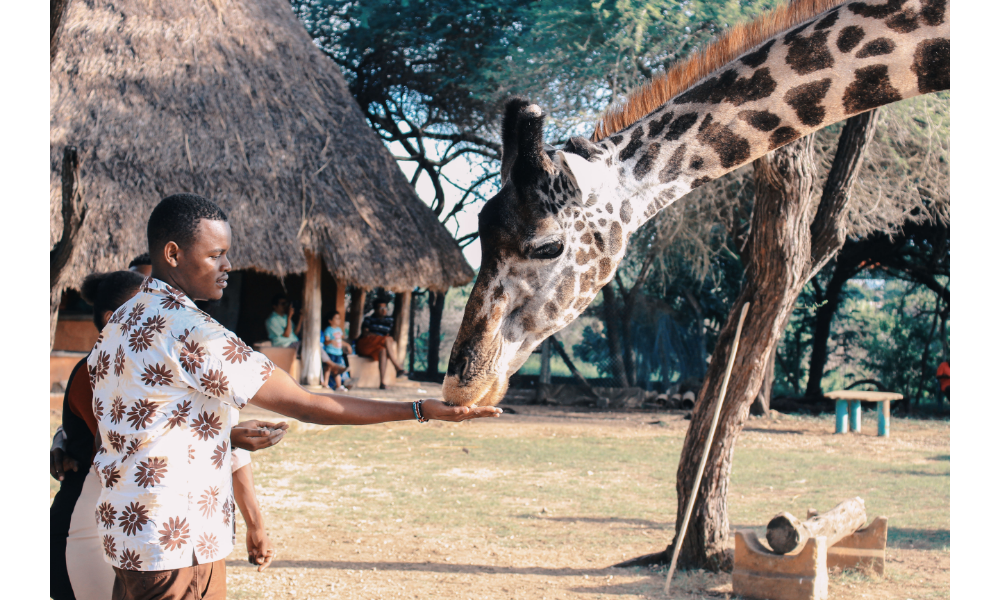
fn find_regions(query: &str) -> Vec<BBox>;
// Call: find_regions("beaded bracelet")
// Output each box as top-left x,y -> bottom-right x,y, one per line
413,399 -> 429,423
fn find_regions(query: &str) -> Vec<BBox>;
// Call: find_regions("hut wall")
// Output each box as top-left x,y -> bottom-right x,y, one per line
53,315 -> 99,352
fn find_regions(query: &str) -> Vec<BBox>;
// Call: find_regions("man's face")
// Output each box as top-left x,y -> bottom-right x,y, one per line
375,303 -> 388,317
274,299 -> 290,316
171,219 -> 232,301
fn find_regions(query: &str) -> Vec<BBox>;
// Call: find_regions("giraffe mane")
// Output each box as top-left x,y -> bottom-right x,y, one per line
591,0 -> 846,141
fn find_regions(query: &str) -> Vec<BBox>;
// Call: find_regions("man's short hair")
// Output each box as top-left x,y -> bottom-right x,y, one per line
147,194 -> 228,255
272,293 -> 289,307
128,253 -> 151,268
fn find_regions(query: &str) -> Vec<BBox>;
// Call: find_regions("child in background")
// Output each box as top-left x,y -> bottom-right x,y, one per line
322,311 -> 350,390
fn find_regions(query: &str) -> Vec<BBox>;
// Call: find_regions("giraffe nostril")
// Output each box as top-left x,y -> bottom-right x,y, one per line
457,356 -> 473,382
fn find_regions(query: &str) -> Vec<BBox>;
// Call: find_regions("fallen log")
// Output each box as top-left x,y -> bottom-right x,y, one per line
766,497 -> 867,555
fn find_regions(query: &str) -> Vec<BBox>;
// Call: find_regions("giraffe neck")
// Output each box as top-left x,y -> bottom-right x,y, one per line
580,0 -> 948,239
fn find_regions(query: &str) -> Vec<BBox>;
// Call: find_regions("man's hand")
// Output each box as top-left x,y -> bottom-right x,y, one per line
420,399 -> 503,422
287,305 -> 296,319
231,421 -> 288,452
246,525 -> 276,572
50,447 -> 79,482
50,428 -> 79,481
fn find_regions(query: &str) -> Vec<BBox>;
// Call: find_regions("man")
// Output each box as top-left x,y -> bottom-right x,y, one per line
265,293 -> 301,348
128,252 -> 152,277
89,194 -> 501,599
355,297 -> 408,389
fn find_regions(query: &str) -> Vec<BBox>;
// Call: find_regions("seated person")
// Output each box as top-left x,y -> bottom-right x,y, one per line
266,293 -> 301,348
322,311 -> 351,391
355,297 -> 408,389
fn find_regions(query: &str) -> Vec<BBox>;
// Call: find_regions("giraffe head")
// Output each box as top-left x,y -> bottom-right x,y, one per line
442,98 -> 629,407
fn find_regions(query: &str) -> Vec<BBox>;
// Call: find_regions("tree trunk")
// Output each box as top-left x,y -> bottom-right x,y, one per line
766,497 -> 867,554
674,135 -> 818,570
347,288 -> 366,341
750,345 -> 777,416
672,111 -> 880,571
427,291 -> 446,376
51,146 -> 85,350
392,290 -> 412,367
804,267 -> 853,397
601,285 -> 628,387
299,251 -> 324,386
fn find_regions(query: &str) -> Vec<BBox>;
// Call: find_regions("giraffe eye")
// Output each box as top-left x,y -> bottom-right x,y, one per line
530,241 -> 564,260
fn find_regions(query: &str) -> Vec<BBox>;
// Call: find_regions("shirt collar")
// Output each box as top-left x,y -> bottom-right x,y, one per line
141,277 -> 199,310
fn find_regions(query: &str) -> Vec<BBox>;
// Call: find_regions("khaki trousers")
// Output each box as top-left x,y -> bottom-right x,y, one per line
112,559 -> 225,600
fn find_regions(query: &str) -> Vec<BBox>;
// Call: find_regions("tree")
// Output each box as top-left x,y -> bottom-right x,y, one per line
672,109 -> 882,570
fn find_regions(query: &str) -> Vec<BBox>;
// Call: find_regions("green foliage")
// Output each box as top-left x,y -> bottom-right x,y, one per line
774,276 -> 949,405
491,0 -> 784,131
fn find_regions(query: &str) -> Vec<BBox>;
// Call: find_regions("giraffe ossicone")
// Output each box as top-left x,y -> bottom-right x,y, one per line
443,0 -> 949,407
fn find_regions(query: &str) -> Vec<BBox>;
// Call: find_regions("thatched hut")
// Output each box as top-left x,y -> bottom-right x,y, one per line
49,0 -> 474,385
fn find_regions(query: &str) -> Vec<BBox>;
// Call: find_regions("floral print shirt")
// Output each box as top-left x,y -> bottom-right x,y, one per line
88,277 -> 274,571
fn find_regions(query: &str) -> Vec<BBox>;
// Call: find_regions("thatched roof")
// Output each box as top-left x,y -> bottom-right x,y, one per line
50,0 -> 474,293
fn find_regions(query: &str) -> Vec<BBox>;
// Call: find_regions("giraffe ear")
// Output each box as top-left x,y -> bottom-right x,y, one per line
510,104 -> 555,190
500,97 -> 531,186
558,150 -> 602,205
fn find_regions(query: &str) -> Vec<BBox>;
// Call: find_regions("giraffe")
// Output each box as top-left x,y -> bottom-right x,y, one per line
442,0 -> 949,407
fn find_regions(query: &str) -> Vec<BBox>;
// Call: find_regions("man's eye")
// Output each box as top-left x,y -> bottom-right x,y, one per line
530,242 -> 564,259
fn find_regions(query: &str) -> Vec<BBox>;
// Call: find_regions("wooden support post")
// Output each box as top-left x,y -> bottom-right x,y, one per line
333,277 -> 346,322
408,292 -> 417,373
835,400 -> 848,434
539,338 -> 552,385
878,400 -> 890,437
536,338 -> 552,403
392,290 -> 412,367
348,288 -> 366,341
849,400 -> 861,432
300,251 -> 323,387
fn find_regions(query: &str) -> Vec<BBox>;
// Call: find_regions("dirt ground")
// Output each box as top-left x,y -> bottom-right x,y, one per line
51,380 -> 950,599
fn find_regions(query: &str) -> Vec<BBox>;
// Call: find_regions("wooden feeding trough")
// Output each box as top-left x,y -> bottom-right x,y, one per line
733,499 -> 888,600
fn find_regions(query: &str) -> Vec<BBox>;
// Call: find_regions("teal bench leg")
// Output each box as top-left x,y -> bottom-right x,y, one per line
835,400 -> 848,433
849,400 -> 861,432
878,401 -> 889,437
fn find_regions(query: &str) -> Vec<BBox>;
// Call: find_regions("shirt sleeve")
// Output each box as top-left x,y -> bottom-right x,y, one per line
231,448 -> 252,471
172,323 -> 275,410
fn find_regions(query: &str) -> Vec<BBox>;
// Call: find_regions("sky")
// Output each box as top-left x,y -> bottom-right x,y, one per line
387,140 -> 492,271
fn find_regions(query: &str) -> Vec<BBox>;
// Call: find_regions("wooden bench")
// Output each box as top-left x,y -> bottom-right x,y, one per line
824,390 -> 903,437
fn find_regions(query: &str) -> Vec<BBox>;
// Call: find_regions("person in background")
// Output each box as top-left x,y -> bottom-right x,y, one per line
322,311 -> 350,391
355,297 -> 408,390
50,269 -> 287,600
935,358 -> 950,410
128,252 -> 152,277
265,293 -> 301,348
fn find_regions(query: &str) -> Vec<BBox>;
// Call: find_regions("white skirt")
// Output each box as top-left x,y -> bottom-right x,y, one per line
65,468 -> 116,600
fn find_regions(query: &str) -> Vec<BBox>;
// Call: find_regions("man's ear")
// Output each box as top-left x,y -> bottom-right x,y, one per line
163,241 -> 181,268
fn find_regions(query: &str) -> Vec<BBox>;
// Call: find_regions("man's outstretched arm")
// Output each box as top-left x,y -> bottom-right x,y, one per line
249,367 -> 502,425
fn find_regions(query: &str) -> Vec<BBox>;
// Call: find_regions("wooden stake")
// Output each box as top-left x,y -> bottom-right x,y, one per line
664,302 -> 750,595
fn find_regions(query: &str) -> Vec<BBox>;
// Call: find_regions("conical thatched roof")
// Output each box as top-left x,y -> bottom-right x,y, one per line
50,0 -> 474,293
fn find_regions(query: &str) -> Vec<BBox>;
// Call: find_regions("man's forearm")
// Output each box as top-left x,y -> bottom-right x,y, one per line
233,464 -> 263,529
250,368 -> 414,425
